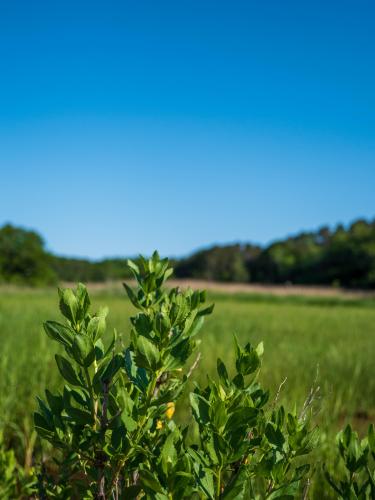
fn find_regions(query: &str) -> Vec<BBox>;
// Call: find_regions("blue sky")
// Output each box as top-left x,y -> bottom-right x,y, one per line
0,1 -> 374,259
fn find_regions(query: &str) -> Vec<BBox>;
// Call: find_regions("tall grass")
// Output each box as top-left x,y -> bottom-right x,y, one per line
1,287 -> 374,497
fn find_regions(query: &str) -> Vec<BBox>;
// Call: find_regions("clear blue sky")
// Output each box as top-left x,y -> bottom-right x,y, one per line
0,1 -> 374,259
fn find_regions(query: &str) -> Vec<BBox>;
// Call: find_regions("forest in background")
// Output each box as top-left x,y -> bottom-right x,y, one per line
1,218 -> 375,288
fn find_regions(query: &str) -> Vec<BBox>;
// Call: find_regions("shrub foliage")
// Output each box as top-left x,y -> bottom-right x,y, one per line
34,252 -> 322,498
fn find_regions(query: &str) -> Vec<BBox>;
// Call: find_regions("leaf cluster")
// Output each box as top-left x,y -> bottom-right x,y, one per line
34,251 -> 320,499
325,424 -> 375,499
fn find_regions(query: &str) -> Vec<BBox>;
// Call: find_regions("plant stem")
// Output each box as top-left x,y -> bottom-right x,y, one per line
84,366 -> 96,428
216,467 -> 222,499
146,371 -> 159,405
97,382 -> 109,499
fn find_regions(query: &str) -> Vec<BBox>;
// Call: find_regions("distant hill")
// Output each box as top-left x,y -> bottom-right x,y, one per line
1,218 -> 375,288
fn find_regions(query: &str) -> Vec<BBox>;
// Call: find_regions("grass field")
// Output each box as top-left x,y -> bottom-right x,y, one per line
1,285 -> 375,497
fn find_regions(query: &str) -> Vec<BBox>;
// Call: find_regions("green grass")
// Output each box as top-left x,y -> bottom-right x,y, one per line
1,286 -> 375,497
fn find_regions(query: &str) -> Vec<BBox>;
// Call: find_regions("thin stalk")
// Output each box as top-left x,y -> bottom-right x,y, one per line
216,467 -> 222,499
97,382 -> 109,499
93,358 -> 98,416
84,367 -> 96,428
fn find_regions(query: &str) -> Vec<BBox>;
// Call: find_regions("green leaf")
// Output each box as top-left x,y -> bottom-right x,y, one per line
222,466 -> 250,499
189,449 -> 215,499
132,313 -> 153,337
121,485 -> 142,498
65,406 -> 94,425
167,337 -> 194,370
154,312 -> 171,336
226,407 -> 258,431
256,341 -> 264,357
94,354 -> 123,389
69,387 -> 89,408
234,337 -> 261,375
124,348 -> 148,391
72,334 -> 95,367
45,389 -> 64,414
43,321 -> 74,347
123,283 -> 141,309
103,328 -> 117,358
87,307 -> 108,341
122,412 -> 137,432
294,464 -> 310,481
265,423 -> 285,448
94,338 -> 105,360
217,358 -> 229,386
136,336 -> 160,370
190,393 -> 210,425
58,288 -> 79,324
237,350 -> 260,376
197,303 -> 215,317
126,259 -> 140,276
36,397 -> 53,423
55,354 -> 82,386
139,467 -> 165,494
34,412 -> 54,440
160,432 -> 177,475
266,482 -> 299,499
75,283 -> 90,317
211,401 -> 228,431
187,315 -> 205,337
232,373 -> 244,389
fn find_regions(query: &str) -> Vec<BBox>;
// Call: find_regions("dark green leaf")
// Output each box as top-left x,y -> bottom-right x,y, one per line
124,348 -> 148,391
94,354 -> 123,388
55,354 -> 82,386
265,423 -> 285,448
65,406 -> 94,425
190,393 -> 210,425
222,466 -> 250,499
123,283 -> 141,309
136,336 -> 160,370
45,389 -> 64,414
266,482 -> 299,499
139,467 -> 165,494
217,358 -> 229,386
43,321 -> 74,347
72,334 -> 95,367
197,303 -> 214,317
226,407 -> 258,432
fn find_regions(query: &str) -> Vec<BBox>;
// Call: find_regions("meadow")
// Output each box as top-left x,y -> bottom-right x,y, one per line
1,284 -> 375,497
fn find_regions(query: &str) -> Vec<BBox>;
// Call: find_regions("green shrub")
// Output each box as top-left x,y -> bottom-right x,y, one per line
33,252 -> 323,498
324,424 -> 375,499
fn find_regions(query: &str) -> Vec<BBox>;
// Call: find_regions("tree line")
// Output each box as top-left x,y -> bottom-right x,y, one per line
1,218 -> 375,288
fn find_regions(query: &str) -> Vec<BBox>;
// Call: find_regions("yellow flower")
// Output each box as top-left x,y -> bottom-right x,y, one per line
156,420 -> 163,430
165,402 -> 175,420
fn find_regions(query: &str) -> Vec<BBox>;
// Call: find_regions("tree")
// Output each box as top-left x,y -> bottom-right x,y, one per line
0,224 -> 56,285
